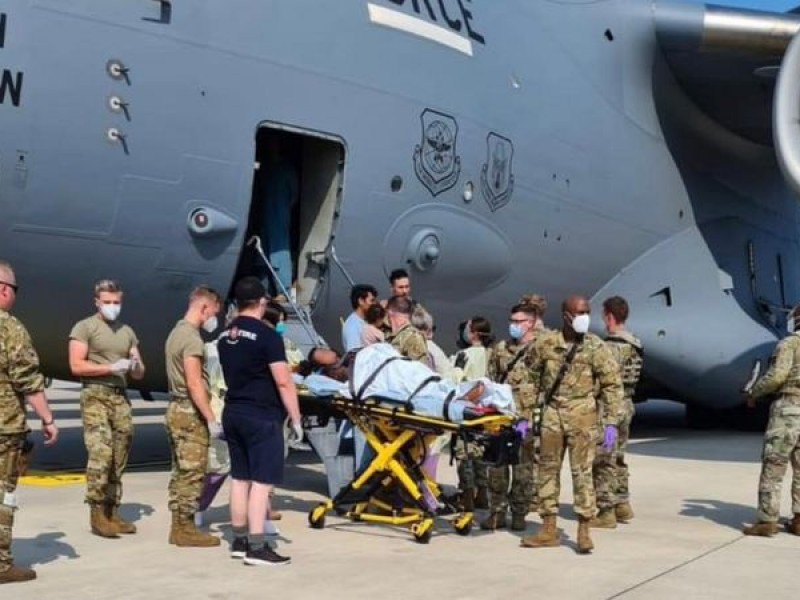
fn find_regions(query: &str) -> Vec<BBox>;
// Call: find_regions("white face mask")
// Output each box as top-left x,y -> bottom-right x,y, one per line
572,314 -> 591,335
202,315 -> 218,334
788,316 -> 795,334
100,304 -> 121,322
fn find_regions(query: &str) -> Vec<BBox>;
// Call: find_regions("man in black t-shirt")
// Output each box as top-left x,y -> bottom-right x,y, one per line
218,277 -> 302,567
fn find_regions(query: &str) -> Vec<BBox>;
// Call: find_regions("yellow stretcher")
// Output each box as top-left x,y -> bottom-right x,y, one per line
303,393 -> 519,544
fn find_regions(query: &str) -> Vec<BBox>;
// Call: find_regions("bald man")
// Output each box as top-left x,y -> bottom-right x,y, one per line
520,295 -> 623,554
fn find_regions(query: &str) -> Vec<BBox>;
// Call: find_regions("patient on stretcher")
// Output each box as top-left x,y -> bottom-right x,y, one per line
299,344 -> 515,423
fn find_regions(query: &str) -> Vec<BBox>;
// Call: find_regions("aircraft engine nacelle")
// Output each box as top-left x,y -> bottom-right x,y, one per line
774,32 -> 800,199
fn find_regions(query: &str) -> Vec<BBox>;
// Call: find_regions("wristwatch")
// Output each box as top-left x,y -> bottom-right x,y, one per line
41,418 -> 55,426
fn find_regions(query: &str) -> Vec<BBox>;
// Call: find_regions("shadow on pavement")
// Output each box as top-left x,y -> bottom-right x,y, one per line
119,502 -> 156,524
680,498 -> 753,531
13,532 -> 80,567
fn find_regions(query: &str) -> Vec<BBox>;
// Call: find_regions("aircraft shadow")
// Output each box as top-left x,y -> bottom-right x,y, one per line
12,532 -> 80,567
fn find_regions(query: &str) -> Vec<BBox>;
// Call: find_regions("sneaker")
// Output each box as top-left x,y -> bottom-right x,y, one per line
230,536 -> 249,559
243,545 -> 291,567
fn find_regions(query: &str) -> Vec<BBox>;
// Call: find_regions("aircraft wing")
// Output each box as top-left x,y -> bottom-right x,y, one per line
655,3 -> 800,194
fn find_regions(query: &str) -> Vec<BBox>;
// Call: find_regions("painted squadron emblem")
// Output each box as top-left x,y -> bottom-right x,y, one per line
413,109 -> 461,197
480,133 -> 515,212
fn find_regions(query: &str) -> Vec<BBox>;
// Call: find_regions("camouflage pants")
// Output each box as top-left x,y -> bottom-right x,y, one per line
80,385 -> 133,506
166,399 -> 209,517
453,438 -> 488,491
0,434 -> 24,572
757,397 -> 800,523
538,403 -> 599,520
593,398 -> 634,510
487,435 -> 536,516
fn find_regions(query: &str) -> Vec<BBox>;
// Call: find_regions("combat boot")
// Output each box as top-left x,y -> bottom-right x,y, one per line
480,512 -> 507,531
510,513 -> 527,531
0,565 -> 37,584
474,486 -> 490,510
589,509 -> 617,529
90,504 -> 120,538
169,512 -> 221,547
742,522 -> 779,537
785,514 -> 800,536
615,502 -> 635,523
577,517 -> 594,554
520,515 -> 560,548
105,504 -> 137,534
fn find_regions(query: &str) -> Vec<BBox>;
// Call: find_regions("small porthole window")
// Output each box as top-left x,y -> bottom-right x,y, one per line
391,176 -> 403,193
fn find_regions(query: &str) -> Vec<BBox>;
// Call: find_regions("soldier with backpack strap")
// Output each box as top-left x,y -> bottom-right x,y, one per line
520,295 -> 623,554
481,297 -> 549,532
591,296 -> 644,529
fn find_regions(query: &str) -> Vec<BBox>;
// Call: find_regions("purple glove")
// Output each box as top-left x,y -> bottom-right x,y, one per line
602,425 -> 618,452
514,420 -> 531,439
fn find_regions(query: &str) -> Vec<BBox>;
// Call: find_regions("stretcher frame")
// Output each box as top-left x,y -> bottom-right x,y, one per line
305,393 -> 517,543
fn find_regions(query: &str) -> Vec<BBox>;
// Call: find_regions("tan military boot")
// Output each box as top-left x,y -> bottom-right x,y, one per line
474,486 -> 490,510
785,514 -> 800,536
105,505 -> 137,534
90,504 -> 120,538
742,522 -> 779,537
170,513 -> 221,547
615,502 -> 635,523
480,512 -> 507,531
510,513 -> 527,531
520,515 -> 560,548
577,517 -> 594,554
0,565 -> 37,585
589,509 -> 617,529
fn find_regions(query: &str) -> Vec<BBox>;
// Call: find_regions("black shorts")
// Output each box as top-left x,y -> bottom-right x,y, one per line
222,405 -> 285,485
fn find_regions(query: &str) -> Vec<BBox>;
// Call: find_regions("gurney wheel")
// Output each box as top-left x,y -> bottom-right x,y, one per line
411,519 -> 434,544
308,504 -> 327,530
454,517 -> 473,536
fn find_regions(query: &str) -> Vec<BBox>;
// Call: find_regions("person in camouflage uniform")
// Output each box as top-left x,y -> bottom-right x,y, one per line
591,296 -> 643,528
68,279 -> 146,538
386,296 -> 429,364
521,295 -> 623,554
0,261 -> 58,585
164,286 -> 222,547
482,296 -> 548,532
743,304 -> 800,537
450,317 -> 494,510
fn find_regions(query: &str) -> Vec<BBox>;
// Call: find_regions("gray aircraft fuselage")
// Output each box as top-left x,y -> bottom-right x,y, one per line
0,0 -> 796,409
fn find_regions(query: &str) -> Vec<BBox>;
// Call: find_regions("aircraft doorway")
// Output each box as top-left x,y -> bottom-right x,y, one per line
238,125 -> 345,308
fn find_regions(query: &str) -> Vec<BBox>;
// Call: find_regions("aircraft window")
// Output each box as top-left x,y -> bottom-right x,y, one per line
391,176 -> 403,193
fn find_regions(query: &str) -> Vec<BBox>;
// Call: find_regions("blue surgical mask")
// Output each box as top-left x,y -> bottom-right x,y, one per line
509,323 -> 524,340
275,322 -> 287,336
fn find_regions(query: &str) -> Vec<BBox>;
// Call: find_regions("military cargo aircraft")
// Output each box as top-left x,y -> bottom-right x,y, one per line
2,0 -> 800,424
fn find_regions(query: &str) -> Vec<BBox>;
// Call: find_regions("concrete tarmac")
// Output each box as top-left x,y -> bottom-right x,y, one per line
7,382 -> 797,599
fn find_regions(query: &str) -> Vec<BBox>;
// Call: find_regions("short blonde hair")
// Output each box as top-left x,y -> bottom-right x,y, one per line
189,285 -> 222,305
94,279 -> 122,297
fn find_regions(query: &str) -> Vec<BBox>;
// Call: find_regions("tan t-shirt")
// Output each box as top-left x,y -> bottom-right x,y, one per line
165,319 -> 205,399
70,314 -> 139,387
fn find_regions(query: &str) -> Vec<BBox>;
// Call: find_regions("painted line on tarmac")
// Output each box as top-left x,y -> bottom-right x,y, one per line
20,471 -> 87,487
606,536 -> 744,599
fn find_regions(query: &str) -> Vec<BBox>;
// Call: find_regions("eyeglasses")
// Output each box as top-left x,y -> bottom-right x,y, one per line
0,281 -> 18,294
